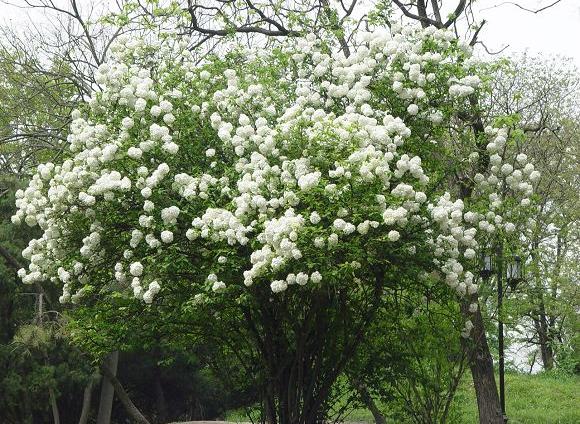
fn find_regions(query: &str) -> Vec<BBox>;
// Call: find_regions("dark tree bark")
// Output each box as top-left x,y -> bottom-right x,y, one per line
96,351 -> 118,424
153,365 -> 168,423
462,303 -> 503,424
531,241 -> 555,371
535,310 -> 554,370
0,244 -> 23,270
454,94 -> 503,424
100,363 -> 151,424
23,389 -> 33,424
239,269 -> 385,424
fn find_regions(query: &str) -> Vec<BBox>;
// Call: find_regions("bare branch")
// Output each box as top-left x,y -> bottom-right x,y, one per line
475,40 -> 510,55
444,0 -> 467,28
185,0 -> 300,37
485,0 -> 564,14
469,19 -> 486,46
430,0 -> 443,24
392,0 -> 443,28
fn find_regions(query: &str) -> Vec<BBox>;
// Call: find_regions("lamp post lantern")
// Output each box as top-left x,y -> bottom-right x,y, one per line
506,255 -> 523,290
480,253 -> 494,279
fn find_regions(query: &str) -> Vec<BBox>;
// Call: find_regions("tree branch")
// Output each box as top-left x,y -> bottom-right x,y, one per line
392,0 -> 443,28
497,0 -> 564,14
100,364 -> 151,424
0,244 -> 24,271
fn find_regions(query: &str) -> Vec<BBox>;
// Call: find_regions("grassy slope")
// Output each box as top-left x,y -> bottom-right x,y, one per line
452,372 -> 580,424
226,372 -> 580,423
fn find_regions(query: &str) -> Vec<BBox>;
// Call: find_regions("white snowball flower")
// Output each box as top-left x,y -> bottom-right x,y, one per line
130,262 -> 143,277
161,230 -> 174,243
310,211 -> 321,224
270,280 -> 288,293
295,272 -> 309,286
121,117 -> 134,129
464,248 -> 476,259
298,172 -> 321,191
135,98 -> 147,112
127,147 -> 143,159
161,206 -> 180,225
143,291 -> 154,304
388,230 -> 400,242
407,104 -> 419,115
10,25 -> 540,331
310,271 -> 322,283
212,281 -> 226,292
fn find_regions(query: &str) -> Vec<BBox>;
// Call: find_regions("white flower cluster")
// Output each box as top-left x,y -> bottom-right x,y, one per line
244,210 -> 305,287
12,25 -> 536,340
449,75 -> 481,97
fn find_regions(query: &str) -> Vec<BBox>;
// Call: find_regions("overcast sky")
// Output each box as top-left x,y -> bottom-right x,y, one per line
473,0 -> 580,65
1,0 -> 579,66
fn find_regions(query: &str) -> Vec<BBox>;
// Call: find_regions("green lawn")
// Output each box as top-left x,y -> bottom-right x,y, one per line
226,372 -> 580,423
452,372 -> 580,424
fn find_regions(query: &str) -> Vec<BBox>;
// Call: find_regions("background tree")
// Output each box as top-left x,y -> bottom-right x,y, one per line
486,54 -> 580,373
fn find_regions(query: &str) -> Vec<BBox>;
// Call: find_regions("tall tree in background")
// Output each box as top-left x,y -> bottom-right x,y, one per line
488,54 -> 579,372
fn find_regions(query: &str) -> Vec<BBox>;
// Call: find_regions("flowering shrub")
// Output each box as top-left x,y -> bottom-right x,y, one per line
12,24 -> 537,419
14,24 -> 537,320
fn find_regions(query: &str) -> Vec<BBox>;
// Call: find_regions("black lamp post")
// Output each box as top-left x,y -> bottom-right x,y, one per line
496,247 -> 507,424
506,255 -> 524,291
480,249 -> 524,424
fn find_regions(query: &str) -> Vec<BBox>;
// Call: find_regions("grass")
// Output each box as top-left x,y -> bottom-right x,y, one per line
225,372 -> 580,423
453,372 -> 580,424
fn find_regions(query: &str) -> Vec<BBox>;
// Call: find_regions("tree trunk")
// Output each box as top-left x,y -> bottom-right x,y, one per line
79,373 -> 99,424
531,240 -> 555,371
352,378 -> 387,424
100,363 -> 151,424
263,384 -> 277,424
537,317 -> 554,370
97,351 -> 119,424
153,365 -> 168,423
463,303 -> 503,424
23,385 -> 33,424
48,386 -> 61,424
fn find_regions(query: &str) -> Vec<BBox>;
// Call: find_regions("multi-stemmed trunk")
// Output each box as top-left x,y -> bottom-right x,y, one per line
244,271 -> 385,424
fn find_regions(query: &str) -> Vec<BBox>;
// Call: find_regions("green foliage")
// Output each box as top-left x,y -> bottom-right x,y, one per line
0,40 -> 77,174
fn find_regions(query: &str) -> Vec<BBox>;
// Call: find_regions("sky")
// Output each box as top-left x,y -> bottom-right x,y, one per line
1,0 -> 579,66
473,0 -> 580,66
